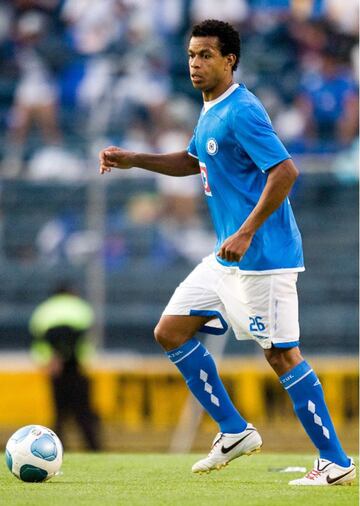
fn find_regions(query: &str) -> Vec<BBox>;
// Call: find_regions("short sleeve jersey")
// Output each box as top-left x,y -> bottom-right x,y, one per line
188,83 -> 304,273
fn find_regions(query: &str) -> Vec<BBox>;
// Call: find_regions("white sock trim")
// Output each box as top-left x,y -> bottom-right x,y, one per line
172,341 -> 201,364
284,368 -> 313,390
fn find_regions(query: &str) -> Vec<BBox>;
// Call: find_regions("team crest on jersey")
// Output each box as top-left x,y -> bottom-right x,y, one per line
206,138 -> 218,155
200,163 -> 212,196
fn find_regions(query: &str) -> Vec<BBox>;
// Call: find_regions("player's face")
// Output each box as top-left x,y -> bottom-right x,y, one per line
188,36 -> 235,97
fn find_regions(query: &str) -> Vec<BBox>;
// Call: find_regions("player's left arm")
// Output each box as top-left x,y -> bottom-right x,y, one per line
217,158 -> 298,262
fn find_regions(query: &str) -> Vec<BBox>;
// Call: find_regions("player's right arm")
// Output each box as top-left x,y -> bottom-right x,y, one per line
99,146 -> 199,177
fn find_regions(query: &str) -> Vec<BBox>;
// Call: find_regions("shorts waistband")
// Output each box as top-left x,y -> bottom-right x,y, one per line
205,253 -> 304,276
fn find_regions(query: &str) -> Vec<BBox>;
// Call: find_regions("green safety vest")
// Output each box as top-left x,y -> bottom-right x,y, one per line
29,294 -> 95,365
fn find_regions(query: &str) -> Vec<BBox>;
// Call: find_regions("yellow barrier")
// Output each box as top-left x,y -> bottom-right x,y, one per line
0,371 -> 53,426
0,357 -> 357,430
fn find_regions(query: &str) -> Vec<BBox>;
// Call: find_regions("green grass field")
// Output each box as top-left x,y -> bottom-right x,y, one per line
0,453 -> 358,506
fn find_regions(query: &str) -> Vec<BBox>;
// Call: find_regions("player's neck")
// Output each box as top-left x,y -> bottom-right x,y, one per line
202,79 -> 235,102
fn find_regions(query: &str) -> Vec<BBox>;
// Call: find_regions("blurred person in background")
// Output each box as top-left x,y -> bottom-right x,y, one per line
324,0 -> 359,36
154,103 -> 215,264
2,10 -> 64,176
29,284 -> 102,451
266,15 -> 358,154
190,0 -> 248,26
296,45 -> 358,151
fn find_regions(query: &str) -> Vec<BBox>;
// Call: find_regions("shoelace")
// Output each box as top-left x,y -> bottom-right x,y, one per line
305,468 -> 322,480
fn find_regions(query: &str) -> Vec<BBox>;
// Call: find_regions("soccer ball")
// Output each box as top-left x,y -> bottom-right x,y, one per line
5,425 -> 63,482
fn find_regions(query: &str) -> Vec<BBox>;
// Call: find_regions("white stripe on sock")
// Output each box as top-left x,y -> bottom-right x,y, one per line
172,342 -> 201,364
284,369 -> 313,390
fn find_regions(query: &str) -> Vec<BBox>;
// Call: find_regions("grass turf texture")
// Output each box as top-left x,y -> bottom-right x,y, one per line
1,453 -> 358,506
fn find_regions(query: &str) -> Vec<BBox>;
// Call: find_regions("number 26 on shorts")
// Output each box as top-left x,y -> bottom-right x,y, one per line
249,316 -> 265,332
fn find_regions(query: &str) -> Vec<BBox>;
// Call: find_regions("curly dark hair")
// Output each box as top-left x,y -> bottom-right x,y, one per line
191,19 -> 241,71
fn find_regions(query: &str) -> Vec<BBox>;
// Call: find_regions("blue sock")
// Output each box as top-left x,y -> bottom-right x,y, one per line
280,360 -> 350,467
167,338 -> 247,433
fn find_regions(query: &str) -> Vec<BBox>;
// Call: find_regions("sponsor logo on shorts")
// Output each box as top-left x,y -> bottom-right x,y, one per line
253,334 -> 269,340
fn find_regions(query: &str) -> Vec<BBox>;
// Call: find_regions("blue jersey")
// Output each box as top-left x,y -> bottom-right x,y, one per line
188,83 -> 304,273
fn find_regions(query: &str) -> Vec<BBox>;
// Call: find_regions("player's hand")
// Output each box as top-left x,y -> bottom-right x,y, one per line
99,146 -> 135,174
217,230 -> 253,263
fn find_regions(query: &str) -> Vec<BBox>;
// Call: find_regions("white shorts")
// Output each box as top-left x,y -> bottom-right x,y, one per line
162,254 -> 300,350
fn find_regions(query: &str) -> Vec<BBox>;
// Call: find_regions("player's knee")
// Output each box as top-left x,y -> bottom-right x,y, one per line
264,346 -> 303,374
154,323 -> 176,350
154,322 -> 186,351
264,349 -> 282,370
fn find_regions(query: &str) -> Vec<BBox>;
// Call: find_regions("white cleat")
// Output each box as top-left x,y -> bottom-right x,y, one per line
289,458 -> 356,486
192,424 -> 262,474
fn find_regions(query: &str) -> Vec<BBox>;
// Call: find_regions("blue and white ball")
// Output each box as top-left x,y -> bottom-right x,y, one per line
5,425 -> 63,482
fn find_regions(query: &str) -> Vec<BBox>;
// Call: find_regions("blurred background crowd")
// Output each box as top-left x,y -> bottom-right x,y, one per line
0,0 -> 358,176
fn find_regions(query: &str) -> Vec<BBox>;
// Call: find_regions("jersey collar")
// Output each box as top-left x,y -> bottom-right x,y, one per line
203,83 -> 239,112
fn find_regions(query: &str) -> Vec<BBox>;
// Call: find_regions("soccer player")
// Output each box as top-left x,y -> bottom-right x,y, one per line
99,20 -> 355,486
